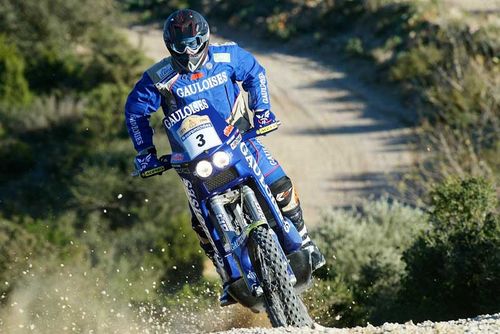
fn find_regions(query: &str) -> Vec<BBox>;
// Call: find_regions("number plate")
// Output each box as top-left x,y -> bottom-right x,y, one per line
177,115 -> 222,158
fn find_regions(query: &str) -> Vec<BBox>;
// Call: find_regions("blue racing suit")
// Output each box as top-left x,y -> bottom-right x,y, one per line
125,42 -> 285,185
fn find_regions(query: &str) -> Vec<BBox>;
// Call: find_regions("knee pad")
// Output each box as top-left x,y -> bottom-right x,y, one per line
269,176 -> 300,212
270,176 -> 304,231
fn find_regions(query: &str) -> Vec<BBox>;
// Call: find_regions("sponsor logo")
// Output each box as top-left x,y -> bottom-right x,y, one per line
248,271 -> 257,281
141,166 -> 165,177
177,115 -> 212,141
229,134 -> 242,150
276,187 -> 293,203
156,65 -> 174,80
205,62 -> 213,70
128,115 -> 143,146
256,122 -> 279,135
213,53 -> 231,63
223,124 -> 234,137
191,72 -> 204,80
261,142 -> 278,166
136,153 -> 152,170
163,99 -> 209,129
176,72 -> 228,97
171,153 -> 184,162
283,219 -> 291,233
181,178 -> 205,224
232,233 -> 246,250
255,110 -> 272,125
258,72 -> 269,104
239,142 -> 284,222
216,213 -> 232,232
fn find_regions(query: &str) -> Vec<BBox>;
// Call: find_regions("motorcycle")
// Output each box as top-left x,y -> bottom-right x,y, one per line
143,100 -> 315,327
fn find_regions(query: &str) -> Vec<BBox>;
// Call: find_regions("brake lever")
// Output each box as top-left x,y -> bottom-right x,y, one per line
159,154 -> 172,170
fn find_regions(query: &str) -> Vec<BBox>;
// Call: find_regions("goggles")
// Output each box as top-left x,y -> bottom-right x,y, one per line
170,34 -> 209,55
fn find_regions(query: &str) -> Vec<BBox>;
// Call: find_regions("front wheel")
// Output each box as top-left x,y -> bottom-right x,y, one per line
249,226 -> 312,327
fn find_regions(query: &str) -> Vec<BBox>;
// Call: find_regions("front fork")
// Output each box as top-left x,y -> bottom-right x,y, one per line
210,186 -> 297,296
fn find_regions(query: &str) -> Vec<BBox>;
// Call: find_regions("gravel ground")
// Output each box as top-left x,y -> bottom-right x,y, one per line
215,313 -> 500,334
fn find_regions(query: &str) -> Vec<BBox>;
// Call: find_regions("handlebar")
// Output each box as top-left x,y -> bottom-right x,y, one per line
133,121 -> 281,177
242,121 -> 281,142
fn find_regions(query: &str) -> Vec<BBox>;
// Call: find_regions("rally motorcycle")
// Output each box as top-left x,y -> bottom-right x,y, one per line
148,101 -> 314,327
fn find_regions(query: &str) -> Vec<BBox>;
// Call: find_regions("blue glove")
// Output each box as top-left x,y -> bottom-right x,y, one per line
134,146 -> 166,178
253,109 -> 277,128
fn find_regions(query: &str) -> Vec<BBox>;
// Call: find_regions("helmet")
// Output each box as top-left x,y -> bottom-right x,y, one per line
163,9 -> 210,73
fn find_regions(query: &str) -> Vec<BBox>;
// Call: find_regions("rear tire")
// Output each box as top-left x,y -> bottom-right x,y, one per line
249,226 -> 312,327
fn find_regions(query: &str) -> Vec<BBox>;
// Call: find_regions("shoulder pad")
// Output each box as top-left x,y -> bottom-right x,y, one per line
210,42 -> 238,63
146,57 -> 177,84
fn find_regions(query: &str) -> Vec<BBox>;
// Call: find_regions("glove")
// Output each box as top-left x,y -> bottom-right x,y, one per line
134,146 -> 166,178
253,109 -> 277,129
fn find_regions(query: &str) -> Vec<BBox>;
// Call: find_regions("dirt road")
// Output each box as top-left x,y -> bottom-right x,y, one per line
126,25 -> 414,224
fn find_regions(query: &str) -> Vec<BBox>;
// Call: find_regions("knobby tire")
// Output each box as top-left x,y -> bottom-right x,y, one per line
249,226 -> 312,328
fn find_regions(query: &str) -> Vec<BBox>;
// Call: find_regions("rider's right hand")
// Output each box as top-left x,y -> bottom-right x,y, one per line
134,146 -> 167,178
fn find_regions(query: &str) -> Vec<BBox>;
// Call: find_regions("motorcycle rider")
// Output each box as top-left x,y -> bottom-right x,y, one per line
125,9 -> 325,306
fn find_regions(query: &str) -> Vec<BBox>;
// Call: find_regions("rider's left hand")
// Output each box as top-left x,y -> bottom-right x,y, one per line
253,109 -> 277,129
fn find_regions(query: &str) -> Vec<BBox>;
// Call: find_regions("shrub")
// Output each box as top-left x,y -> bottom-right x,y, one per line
0,35 -> 31,106
0,0 -> 139,94
389,45 -> 443,83
304,278 -> 359,327
310,198 -> 428,326
83,29 -> 147,88
0,139 -> 34,180
399,177 -> 500,321
80,83 -> 131,140
345,37 -> 365,57
313,198 -> 427,283
0,218 -> 53,298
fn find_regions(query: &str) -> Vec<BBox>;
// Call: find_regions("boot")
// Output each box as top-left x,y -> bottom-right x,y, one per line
283,206 -> 326,272
210,252 -> 237,307
270,176 -> 326,272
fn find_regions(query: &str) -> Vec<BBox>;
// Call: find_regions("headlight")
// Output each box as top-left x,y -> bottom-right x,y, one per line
213,151 -> 231,169
195,160 -> 213,178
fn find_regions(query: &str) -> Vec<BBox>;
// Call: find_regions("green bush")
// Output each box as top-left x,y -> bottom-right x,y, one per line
313,199 -> 427,283
0,139 -> 34,179
81,83 -> 131,140
0,218 -> 53,298
389,45 -> 443,83
345,37 -> 365,57
0,0 -> 139,94
0,35 -> 31,106
83,28 -> 147,88
304,278 -> 358,327
310,198 -> 428,326
399,177 -> 500,321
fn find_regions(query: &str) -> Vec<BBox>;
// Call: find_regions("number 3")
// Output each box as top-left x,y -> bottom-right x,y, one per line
196,134 -> 206,147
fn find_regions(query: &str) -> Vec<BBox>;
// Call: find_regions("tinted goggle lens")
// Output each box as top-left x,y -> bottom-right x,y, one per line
172,32 -> 209,54
172,36 -> 202,54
